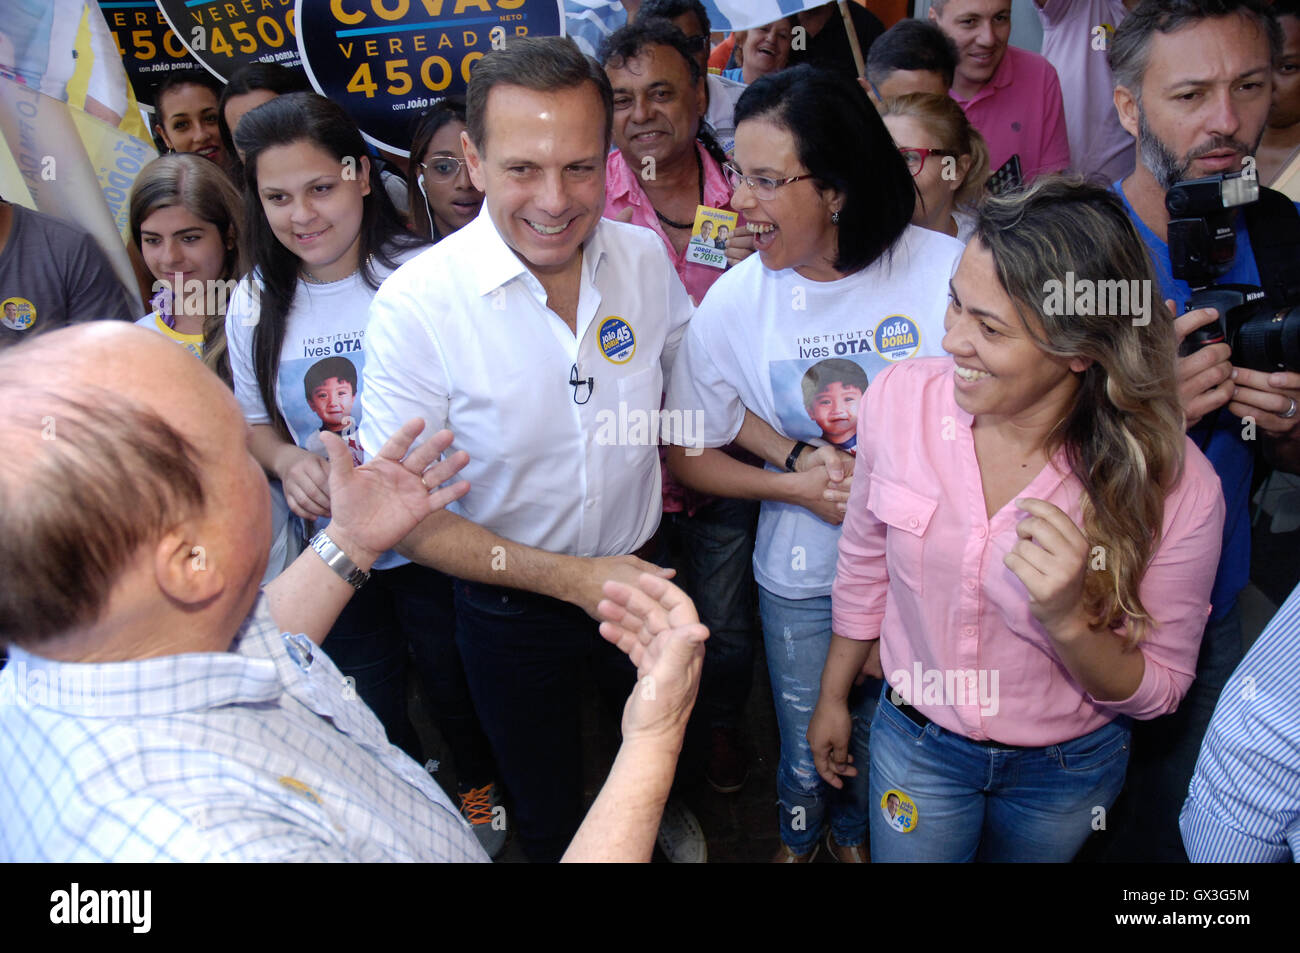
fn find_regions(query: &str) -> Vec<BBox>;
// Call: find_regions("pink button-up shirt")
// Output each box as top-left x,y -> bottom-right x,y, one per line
603,142 -> 735,307
951,45 -> 1071,184
831,358 -> 1225,747
605,141 -> 744,516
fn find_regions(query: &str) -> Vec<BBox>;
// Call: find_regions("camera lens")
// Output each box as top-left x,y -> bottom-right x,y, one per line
1234,306 -> 1300,373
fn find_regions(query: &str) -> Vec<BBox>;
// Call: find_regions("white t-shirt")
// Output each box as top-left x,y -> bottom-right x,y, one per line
226,248 -> 422,570
664,224 -> 963,599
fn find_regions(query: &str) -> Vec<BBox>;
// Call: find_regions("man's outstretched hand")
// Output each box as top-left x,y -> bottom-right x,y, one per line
320,421 -> 469,566
596,574 -> 708,747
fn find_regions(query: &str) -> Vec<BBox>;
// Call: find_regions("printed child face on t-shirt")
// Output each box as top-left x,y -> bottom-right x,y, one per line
807,380 -> 862,445
307,376 -> 355,432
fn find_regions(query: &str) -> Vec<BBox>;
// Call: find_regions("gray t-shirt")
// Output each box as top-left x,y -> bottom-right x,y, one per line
0,203 -> 134,348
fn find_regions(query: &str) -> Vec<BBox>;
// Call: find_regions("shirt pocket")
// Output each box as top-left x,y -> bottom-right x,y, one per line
616,366 -> 662,464
865,477 -> 938,597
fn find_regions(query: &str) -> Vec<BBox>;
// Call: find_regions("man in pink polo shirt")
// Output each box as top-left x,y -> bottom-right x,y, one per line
600,18 -> 735,304
931,0 -> 1071,183
599,18 -> 765,804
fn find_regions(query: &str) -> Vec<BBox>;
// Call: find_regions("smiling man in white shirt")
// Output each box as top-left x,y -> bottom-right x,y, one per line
359,36 -> 695,863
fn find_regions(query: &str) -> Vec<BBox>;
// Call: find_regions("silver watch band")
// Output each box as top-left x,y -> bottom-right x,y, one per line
309,531 -> 370,590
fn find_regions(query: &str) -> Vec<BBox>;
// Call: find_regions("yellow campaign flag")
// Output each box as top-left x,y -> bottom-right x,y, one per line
0,1 -> 158,312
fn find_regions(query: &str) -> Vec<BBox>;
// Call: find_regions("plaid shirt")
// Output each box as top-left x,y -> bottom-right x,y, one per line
0,594 -> 488,862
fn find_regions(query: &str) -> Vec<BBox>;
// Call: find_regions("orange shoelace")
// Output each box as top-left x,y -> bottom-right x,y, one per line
459,784 -> 495,826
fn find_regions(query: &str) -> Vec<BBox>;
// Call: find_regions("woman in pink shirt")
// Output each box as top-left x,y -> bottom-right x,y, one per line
808,178 -> 1225,862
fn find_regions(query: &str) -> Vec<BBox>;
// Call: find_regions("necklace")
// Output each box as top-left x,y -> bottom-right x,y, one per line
301,253 -> 373,285
652,149 -> 704,231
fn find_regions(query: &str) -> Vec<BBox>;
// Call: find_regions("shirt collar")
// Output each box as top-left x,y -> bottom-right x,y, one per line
1,594 -> 290,717
464,201 -> 610,300
606,142 -> 732,211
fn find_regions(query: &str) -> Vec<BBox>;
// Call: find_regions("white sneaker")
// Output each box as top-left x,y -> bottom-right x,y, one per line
656,798 -> 707,863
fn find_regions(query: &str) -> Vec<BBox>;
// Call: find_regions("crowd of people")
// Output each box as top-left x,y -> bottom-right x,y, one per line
2,0 -> 1300,864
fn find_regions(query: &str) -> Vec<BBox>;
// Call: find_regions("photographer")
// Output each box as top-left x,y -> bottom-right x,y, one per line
1105,0 -> 1300,861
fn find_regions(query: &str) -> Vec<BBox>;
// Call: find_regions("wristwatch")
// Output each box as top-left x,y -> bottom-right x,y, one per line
785,440 -> 812,473
309,531 -> 370,590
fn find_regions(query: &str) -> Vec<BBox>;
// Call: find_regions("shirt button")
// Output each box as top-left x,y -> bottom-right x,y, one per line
964,579 -> 976,591
586,500 -> 596,509
908,517 -> 919,529
963,626 -> 976,637
976,526 -> 987,538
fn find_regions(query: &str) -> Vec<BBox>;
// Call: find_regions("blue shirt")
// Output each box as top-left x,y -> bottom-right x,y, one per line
1113,181 -> 1292,620
1180,580 -> 1300,861
0,595 -> 488,862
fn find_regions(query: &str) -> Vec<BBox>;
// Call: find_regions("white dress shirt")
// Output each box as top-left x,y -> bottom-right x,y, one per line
360,207 -> 693,558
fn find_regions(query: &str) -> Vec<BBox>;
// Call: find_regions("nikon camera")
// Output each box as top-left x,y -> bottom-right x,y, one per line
1168,170 -> 1300,373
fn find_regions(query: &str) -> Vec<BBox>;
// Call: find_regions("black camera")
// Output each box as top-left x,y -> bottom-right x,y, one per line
1167,171 -> 1300,373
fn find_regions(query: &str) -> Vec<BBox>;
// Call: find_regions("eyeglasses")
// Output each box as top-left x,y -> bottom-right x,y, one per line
420,155 -> 468,182
722,163 -> 814,200
898,147 -> 957,177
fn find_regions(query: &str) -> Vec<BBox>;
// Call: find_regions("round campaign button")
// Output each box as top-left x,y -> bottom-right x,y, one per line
881,789 -> 918,833
2,297 -> 37,332
598,316 -> 636,364
873,315 -> 921,362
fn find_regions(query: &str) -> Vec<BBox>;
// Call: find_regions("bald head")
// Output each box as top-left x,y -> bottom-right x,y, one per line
0,324 -> 269,652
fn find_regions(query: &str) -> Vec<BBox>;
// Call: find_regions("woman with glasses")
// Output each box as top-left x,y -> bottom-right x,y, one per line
808,178 -> 1223,861
880,92 -> 990,243
664,65 -> 964,862
405,98 -> 485,242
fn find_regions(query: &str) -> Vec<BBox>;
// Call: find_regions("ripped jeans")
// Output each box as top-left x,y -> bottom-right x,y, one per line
759,587 -> 878,853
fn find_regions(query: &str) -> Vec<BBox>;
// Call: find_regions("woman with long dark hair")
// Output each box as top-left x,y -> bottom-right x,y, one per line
404,97 -> 484,242
224,92 -> 505,857
130,152 -> 242,383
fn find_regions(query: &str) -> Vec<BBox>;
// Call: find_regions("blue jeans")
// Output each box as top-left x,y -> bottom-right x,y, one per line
759,586 -> 877,853
869,685 -> 1131,862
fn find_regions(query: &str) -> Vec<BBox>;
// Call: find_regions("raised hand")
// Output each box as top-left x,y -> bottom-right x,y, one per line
320,421 -> 469,566
1002,497 -> 1090,637
596,573 -> 708,745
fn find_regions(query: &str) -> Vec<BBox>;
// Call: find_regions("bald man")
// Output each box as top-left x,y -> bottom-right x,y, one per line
0,324 -> 708,863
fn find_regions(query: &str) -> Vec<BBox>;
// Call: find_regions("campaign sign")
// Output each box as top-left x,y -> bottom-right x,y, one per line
685,204 -> 736,270
295,0 -> 563,157
99,1 -> 204,104
155,0 -> 302,82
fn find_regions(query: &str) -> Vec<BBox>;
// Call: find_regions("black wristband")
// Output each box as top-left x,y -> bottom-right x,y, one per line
785,440 -> 812,473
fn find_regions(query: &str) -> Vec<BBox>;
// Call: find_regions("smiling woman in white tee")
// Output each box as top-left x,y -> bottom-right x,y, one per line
225,93 -> 427,748
664,65 -> 964,862
225,93 -> 506,855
